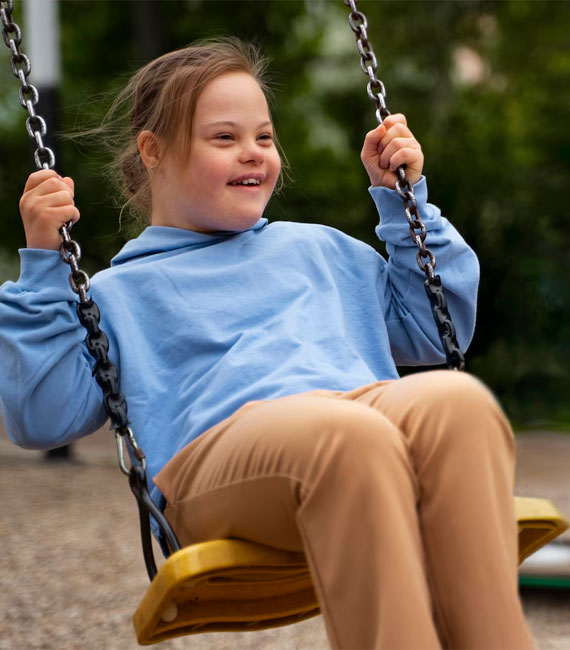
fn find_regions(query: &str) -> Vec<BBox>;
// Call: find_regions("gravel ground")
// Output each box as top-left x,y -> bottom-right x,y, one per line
1,426 -> 569,650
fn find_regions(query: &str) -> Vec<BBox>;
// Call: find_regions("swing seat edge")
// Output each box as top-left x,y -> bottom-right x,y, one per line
133,538 -> 319,645
515,496 -> 569,563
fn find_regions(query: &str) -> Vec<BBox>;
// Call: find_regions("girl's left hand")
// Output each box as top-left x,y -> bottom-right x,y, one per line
360,114 -> 424,189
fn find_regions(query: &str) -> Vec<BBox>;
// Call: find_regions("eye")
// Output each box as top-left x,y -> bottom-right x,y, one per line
258,133 -> 274,143
215,133 -> 233,141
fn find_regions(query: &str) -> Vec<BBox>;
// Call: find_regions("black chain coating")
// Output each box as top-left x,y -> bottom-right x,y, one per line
424,277 -> 465,370
76,300 -> 130,430
344,0 -> 465,370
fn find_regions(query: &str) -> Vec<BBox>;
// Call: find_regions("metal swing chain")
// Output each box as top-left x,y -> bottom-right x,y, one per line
1,0 -> 54,170
1,0 -> 180,575
344,0 -> 465,371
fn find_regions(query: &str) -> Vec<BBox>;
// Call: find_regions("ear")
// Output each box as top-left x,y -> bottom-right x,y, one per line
137,130 -> 162,171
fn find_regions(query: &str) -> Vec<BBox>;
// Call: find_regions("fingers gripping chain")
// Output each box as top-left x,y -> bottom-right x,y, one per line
344,0 -> 465,370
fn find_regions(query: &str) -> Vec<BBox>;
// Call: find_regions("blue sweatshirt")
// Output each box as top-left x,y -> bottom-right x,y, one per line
0,178 -> 479,513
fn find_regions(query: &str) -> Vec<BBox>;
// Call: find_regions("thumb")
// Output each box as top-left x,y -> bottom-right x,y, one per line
361,124 -> 386,161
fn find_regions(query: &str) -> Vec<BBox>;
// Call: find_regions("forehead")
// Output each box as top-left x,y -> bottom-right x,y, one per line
194,72 -> 270,122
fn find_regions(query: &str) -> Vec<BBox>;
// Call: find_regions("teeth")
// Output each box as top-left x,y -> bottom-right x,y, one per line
231,178 -> 261,186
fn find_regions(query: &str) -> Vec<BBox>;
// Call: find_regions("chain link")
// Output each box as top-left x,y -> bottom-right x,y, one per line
1,0 -> 138,451
344,0 -> 465,370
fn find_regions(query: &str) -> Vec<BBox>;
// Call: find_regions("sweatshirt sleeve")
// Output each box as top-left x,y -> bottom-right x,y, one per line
0,249 -> 107,449
370,176 -> 479,365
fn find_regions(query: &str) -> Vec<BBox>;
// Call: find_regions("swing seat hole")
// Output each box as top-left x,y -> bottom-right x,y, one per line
160,602 -> 178,623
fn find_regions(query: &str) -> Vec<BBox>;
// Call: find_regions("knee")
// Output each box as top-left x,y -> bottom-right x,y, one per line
422,371 -> 514,453
423,371 -> 503,418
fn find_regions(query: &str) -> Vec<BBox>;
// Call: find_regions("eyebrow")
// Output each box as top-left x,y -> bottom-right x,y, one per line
202,120 -> 273,129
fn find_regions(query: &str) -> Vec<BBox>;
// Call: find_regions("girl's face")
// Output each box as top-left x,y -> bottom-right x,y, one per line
150,72 -> 281,233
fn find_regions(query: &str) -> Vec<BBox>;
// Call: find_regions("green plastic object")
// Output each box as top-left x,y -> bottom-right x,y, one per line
519,540 -> 570,589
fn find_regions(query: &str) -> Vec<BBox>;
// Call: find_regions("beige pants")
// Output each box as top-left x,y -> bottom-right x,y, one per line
154,370 -> 534,650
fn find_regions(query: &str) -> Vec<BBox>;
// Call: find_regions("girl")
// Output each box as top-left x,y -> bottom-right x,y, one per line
0,39 -> 533,649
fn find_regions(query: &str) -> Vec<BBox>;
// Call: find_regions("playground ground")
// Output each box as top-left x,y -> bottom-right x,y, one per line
1,423 -> 569,650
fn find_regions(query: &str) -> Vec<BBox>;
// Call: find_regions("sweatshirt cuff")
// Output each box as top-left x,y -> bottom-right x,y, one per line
368,175 -> 427,216
369,176 -> 446,242
17,248 -> 75,294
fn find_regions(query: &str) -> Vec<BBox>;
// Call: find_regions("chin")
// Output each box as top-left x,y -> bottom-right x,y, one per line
223,213 -> 263,232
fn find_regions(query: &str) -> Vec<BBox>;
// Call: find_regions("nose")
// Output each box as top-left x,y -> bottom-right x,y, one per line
239,139 -> 265,164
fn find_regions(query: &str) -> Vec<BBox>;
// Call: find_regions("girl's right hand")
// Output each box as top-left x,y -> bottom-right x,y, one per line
19,169 -> 80,250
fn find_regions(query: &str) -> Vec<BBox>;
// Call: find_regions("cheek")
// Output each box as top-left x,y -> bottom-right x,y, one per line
190,153 -> 230,187
200,162 -> 224,186
269,152 -> 282,185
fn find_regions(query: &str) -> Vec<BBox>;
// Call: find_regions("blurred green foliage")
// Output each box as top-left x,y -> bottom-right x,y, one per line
0,0 -> 569,426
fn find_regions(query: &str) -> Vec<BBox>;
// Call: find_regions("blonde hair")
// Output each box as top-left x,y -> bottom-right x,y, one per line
72,37 -> 280,228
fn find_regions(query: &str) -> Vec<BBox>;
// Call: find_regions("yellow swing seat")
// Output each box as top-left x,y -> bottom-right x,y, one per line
134,495 -> 569,645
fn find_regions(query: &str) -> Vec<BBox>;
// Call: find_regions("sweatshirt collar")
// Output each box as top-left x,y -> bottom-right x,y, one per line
111,217 -> 268,266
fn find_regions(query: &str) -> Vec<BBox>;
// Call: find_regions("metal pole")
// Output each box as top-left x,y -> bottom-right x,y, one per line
23,0 -> 72,461
23,0 -> 61,87
23,0 -> 61,155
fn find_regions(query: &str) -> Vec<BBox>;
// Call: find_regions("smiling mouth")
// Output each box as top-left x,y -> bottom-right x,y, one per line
228,176 -> 263,186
